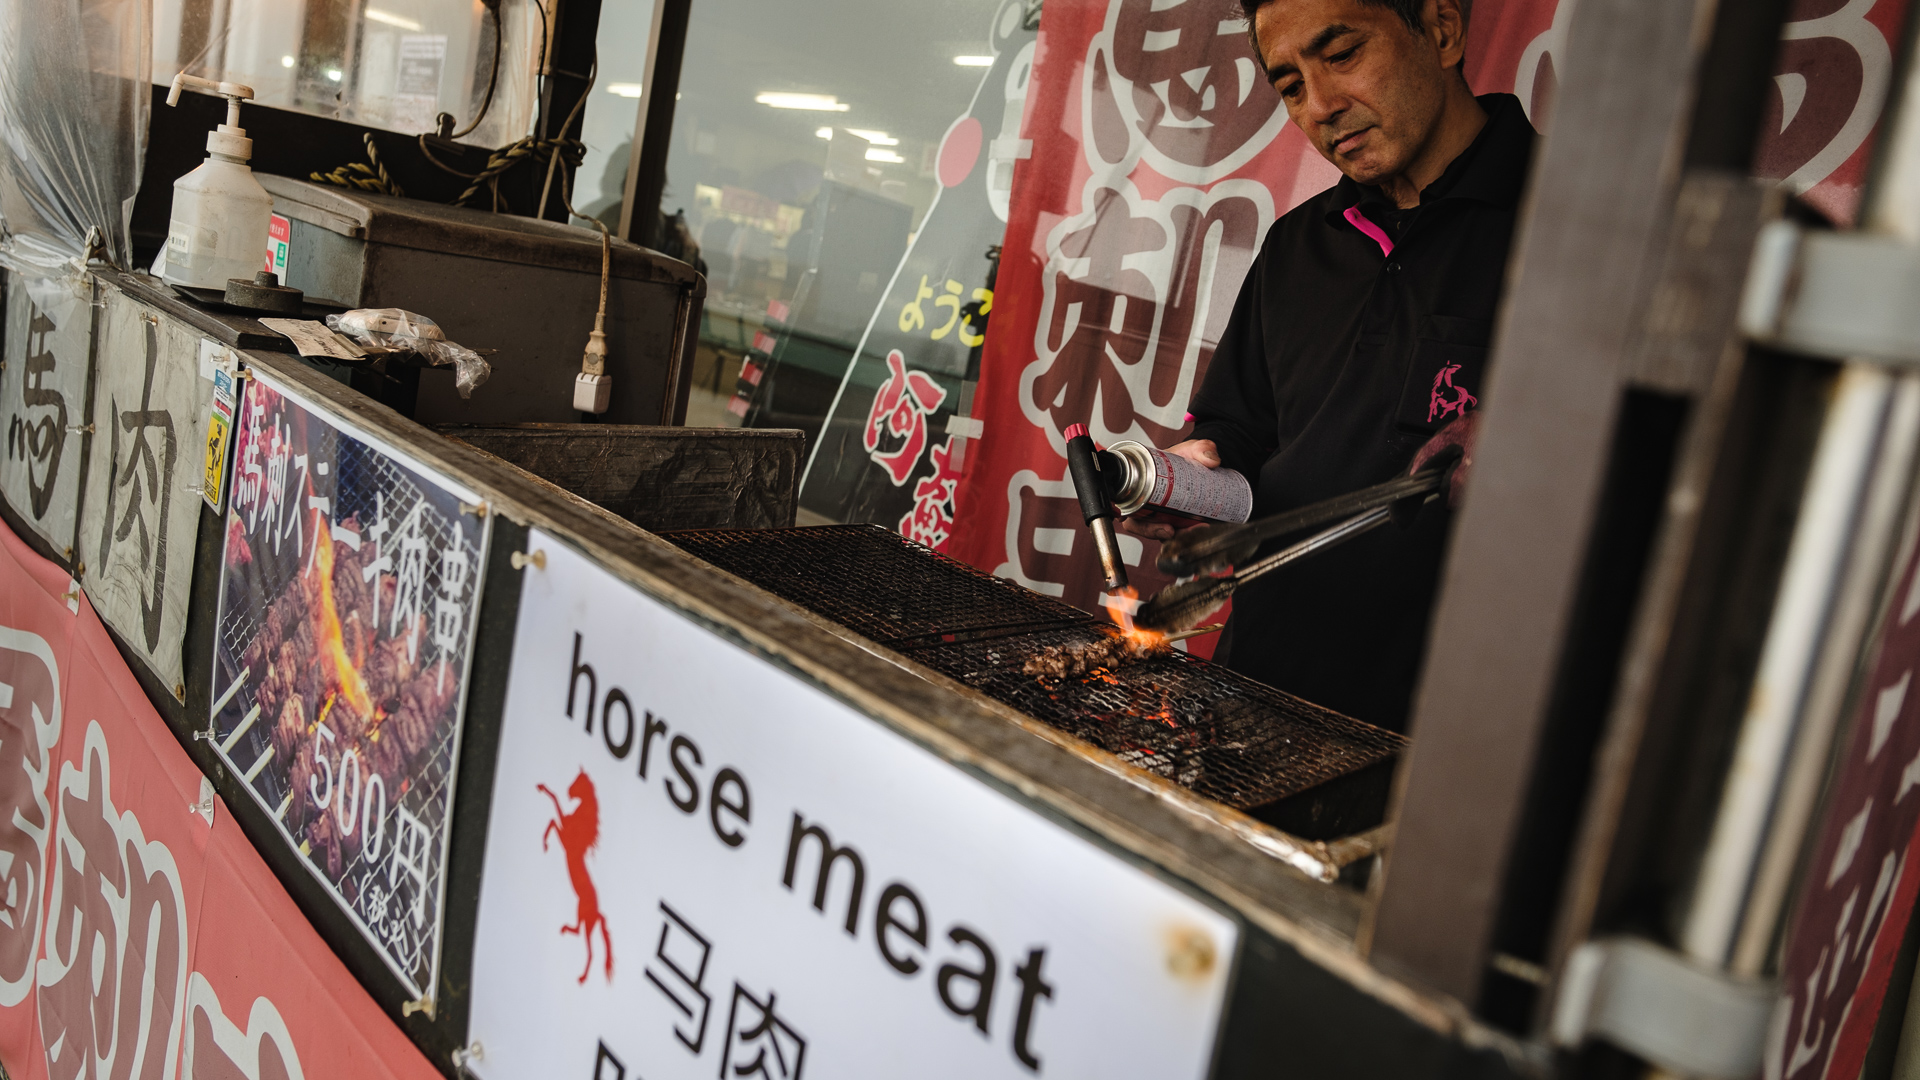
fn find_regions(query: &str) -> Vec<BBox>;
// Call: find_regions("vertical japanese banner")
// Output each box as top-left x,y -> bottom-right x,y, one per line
941,0 -> 1908,653
1768,520 -> 1920,1080
0,510 -> 441,1080
1,276 -> 93,563
78,287 -> 212,697
208,367 -> 491,1001
791,0 -> 1038,546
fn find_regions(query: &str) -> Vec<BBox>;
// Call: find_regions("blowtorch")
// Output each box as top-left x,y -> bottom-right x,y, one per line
1065,424 -> 1129,591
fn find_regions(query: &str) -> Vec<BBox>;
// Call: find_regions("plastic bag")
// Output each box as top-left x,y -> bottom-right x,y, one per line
325,308 -> 492,398
0,0 -> 150,276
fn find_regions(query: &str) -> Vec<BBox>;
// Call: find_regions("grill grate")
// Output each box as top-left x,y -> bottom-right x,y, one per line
913,625 -> 1402,808
666,525 -> 1405,816
669,524 -> 1097,646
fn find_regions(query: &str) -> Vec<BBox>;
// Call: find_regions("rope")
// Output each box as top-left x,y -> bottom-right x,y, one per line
315,40 -> 593,215
413,133 -> 585,211
309,133 -> 404,198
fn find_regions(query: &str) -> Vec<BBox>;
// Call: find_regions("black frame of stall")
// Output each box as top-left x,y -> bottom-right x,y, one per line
22,0 -> 1920,1071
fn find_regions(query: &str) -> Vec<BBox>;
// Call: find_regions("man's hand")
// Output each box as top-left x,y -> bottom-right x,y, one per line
1117,439 -> 1221,541
1410,412 -> 1480,508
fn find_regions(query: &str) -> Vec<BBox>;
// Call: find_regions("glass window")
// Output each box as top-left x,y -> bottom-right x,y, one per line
570,1 -> 655,229
153,0 -> 542,147
626,0 -> 1035,527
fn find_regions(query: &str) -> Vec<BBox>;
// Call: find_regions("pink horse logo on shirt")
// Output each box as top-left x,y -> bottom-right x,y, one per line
1429,363 -> 1478,424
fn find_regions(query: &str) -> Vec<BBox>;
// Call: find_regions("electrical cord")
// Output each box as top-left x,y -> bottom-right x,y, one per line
447,0 -> 504,140
537,54 -> 596,220
410,15 -> 590,213
416,131 -> 585,211
555,144 -> 612,388
531,0 -> 551,92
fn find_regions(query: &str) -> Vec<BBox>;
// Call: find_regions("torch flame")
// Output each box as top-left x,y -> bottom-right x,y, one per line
309,515 -> 374,720
1105,586 -> 1168,649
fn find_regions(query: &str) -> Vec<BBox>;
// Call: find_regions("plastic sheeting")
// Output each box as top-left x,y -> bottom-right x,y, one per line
327,307 -> 493,398
0,0 -> 151,279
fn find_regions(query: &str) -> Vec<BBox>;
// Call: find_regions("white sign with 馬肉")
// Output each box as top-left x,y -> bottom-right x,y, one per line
467,530 -> 1238,1080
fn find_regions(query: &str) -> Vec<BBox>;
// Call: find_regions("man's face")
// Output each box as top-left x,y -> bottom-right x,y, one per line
1254,0 -> 1454,186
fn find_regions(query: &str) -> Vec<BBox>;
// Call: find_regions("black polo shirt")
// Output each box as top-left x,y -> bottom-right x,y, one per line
1187,92 -> 1535,733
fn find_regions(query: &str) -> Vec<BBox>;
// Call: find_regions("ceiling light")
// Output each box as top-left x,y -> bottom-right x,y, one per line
325,68 -> 343,82
755,92 -> 850,111
607,83 -> 644,98
845,129 -> 898,146
815,127 -> 833,139
865,148 -> 905,163
364,7 -> 423,30
280,55 -> 295,68
953,55 -> 994,66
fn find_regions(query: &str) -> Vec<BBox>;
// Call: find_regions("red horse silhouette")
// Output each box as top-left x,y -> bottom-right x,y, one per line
1428,363 -> 1479,424
539,770 -> 613,984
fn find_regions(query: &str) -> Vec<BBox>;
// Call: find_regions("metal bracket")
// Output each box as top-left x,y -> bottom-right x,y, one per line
1741,220 -> 1920,364
1551,936 -> 1777,1078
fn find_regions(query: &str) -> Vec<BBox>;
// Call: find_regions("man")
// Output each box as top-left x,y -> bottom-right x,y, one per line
1124,0 -> 1532,733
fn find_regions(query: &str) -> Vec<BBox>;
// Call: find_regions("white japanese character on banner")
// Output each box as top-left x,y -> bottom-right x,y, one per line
432,536 -> 472,691
389,504 -> 429,661
388,803 -> 433,929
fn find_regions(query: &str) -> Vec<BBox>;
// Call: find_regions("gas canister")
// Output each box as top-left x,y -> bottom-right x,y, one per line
1103,439 -> 1253,523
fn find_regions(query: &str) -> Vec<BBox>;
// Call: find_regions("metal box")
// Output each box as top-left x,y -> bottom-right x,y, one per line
440,423 -> 803,531
258,174 -> 703,427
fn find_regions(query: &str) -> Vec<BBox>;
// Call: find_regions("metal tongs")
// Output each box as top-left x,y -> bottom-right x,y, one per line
1134,451 -> 1461,633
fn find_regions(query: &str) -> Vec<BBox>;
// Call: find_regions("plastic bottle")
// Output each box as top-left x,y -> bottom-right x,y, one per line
161,74 -> 275,292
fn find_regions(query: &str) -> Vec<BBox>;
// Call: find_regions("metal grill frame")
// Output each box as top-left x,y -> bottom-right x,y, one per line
669,524 -> 1100,646
669,525 -> 1406,821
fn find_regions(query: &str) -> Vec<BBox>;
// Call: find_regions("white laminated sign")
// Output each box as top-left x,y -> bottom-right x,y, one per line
0,278 -> 93,558
468,532 -> 1238,1080
79,290 -> 213,693
208,367 -> 490,1000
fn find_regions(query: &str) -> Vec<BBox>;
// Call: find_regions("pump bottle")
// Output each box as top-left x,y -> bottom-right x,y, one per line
162,74 -> 274,292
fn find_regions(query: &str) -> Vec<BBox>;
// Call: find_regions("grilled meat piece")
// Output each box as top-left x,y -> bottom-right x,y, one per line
1022,632 -> 1165,678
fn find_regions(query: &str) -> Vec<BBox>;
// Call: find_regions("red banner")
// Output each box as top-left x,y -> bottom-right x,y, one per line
0,516 -> 438,1080
946,0 -> 1907,658
1768,528 -> 1920,1080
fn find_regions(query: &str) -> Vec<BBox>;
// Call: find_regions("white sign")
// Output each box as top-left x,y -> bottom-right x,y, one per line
393,35 -> 448,135
469,531 -> 1238,1080
1,277 -> 92,559
79,289 -> 210,693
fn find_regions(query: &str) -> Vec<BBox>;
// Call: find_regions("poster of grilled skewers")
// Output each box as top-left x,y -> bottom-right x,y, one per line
208,367 -> 490,1000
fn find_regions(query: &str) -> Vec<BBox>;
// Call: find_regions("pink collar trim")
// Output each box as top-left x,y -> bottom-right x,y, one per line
1343,205 -> 1394,258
